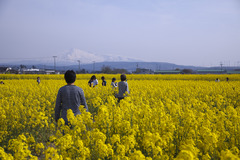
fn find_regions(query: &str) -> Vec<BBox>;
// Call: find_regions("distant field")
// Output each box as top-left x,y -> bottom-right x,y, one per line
1,73 -> 240,81
0,74 -> 239,159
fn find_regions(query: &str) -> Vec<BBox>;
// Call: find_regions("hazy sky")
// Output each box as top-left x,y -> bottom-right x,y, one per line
0,0 -> 240,66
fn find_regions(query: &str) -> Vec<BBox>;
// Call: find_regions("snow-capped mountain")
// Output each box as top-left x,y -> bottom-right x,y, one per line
1,49 -> 143,66
57,49 -> 142,65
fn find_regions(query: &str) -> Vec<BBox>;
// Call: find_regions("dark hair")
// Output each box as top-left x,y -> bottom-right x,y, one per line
91,75 -> 96,80
120,74 -> 126,81
101,76 -> 105,80
64,70 -> 76,83
112,77 -> 116,82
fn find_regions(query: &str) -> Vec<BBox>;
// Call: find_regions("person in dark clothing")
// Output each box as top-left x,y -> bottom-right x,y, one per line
88,77 -> 93,87
55,70 -> 88,125
37,77 -> 40,84
116,74 -> 130,102
101,76 -> 106,86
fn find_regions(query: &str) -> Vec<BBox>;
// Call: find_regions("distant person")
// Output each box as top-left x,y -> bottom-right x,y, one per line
37,77 -> 40,84
0,81 -> 4,84
116,74 -> 130,102
88,75 -> 98,87
55,70 -> 88,125
88,76 -> 94,87
226,77 -> 229,82
215,78 -> 220,82
101,76 -> 106,86
92,75 -> 98,87
111,77 -> 117,88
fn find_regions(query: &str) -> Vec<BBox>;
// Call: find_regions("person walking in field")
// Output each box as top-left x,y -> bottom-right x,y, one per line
88,75 -> 98,87
116,74 -> 130,102
111,77 -> 117,88
101,76 -> 106,86
37,77 -> 40,84
88,76 -> 94,87
55,70 -> 88,125
92,75 -> 98,87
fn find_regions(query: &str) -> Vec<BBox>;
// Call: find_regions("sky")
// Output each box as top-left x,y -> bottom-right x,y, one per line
0,0 -> 240,67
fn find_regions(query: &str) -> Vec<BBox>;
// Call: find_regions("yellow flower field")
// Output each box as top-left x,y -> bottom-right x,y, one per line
0,74 -> 240,159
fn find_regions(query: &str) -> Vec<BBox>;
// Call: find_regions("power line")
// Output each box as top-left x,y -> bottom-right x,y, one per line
1,57 -> 83,62
1,57 -> 52,60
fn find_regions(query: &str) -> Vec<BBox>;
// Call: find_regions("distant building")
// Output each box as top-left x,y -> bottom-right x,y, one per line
19,68 -> 43,74
196,70 -> 226,74
18,68 -> 59,74
44,69 -> 58,74
0,67 -> 12,74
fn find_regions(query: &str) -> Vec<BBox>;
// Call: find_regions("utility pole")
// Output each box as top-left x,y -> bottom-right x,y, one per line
53,56 -> 57,72
77,60 -> 80,73
93,61 -> 95,73
220,62 -> 223,73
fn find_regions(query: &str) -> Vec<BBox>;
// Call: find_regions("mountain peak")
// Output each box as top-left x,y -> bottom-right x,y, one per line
57,48 -> 142,65
0,49 -> 143,66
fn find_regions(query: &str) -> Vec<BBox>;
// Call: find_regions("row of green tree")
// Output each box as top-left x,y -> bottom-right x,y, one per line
100,65 -> 129,74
